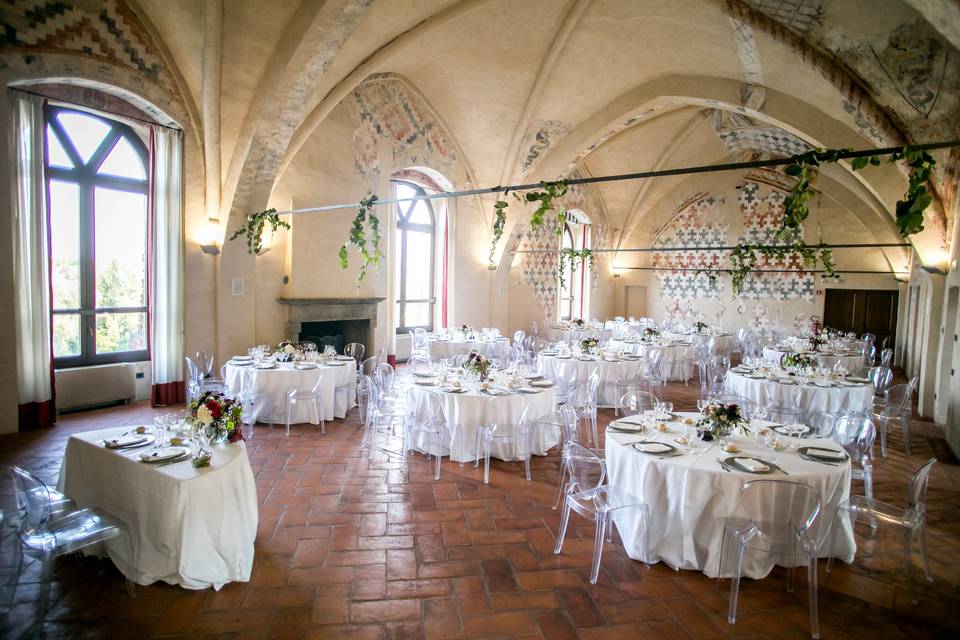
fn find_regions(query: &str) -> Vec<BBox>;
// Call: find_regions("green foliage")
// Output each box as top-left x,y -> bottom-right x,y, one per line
557,247 -> 593,290
890,146 -> 936,237
520,180 -> 568,234
728,240 -> 835,298
228,208 -> 291,255
338,193 -> 381,285
778,148 -> 849,239
487,199 -> 509,264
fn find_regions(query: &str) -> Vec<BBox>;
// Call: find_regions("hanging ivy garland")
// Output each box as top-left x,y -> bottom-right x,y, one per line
228,208 -> 291,255
558,248 -> 594,290
338,193 -> 381,285
487,197 -> 509,264
521,179 -> 568,234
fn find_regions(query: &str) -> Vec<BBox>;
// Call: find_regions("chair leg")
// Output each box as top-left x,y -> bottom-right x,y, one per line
285,399 -> 292,437
879,420 -> 888,458
918,523 -> 933,583
728,541 -> 746,625
901,415 -> 911,456
590,514 -> 607,584
553,499 -> 572,555
807,552 -> 820,639
553,459 -> 568,510
433,432 -> 442,481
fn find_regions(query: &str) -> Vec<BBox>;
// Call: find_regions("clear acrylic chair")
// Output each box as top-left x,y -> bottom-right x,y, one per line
474,405 -> 532,484
553,443 -> 649,584
871,377 -> 918,456
833,413 -> 876,498
344,341 -> 365,365
284,376 -> 326,436
402,391 -> 447,480
185,356 -> 225,403
195,349 -> 217,380
407,354 -> 433,376
363,375 -> 405,454
722,480 -> 823,639
10,465 -> 133,626
570,369 -> 601,447
545,404 -> 587,509
637,350 -> 663,397
619,390 -> 659,417
236,374 -> 274,438
551,363 -> 580,406
867,366 -> 893,397
828,458 -> 936,584
879,348 -> 893,369
806,411 -> 836,439
719,393 -> 755,416
765,404 -> 801,424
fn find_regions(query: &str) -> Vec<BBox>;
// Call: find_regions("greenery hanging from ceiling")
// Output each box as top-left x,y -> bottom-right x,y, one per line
726,144 -> 937,297
338,193 -> 381,285
558,248 -> 594,290
487,198 -> 509,265
228,208 -> 291,255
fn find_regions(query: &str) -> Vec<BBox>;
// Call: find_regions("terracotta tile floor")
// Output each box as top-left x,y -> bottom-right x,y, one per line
0,373 -> 956,638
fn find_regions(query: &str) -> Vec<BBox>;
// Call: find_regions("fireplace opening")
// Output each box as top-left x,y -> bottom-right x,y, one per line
299,320 -> 369,355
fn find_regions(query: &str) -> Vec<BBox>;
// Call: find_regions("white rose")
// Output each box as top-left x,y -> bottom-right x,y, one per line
284,344 -> 296,355
196,404 -> 213,426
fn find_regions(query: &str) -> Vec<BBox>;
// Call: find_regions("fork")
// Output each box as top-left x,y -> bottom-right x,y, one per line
799,454 -> 838,467
715,457 -> 731,472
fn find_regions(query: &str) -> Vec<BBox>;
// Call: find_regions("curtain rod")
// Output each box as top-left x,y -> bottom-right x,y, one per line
271,140 -> 960,215
614,266 -> 904,275
513,242 -> 911,254
9,86 -> 182,131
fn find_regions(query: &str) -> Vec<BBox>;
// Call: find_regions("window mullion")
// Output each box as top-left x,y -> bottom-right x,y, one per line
81,180 -> 96,363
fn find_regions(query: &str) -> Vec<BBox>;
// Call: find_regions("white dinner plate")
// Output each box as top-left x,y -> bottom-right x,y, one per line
104,434 -> 152,449
139,446 -> 191,463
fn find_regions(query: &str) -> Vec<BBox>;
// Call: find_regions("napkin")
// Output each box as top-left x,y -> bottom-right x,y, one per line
805,447 -> 846,460
734,458 -> 770,472
104,434 -> 146,449
634,442 -> 671,453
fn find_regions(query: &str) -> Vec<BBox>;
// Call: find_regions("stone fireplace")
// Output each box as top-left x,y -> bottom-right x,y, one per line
278,298 -> 384,356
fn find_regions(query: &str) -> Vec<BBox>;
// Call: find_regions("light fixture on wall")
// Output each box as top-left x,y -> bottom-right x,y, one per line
199,218 -> 221,256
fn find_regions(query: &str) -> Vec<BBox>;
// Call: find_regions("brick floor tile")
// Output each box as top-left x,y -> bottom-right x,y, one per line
386,579 -> 452,599
461,611 -> 538,638
417,561 -> 482,579
422,596 -> 463,640
535,609 -> 579,640
292,538 -> 329,568
387,549 -> 419,580
481,558 -> 517,592
515,570 -> 584,590
488,590 -> 558,610
350,599 -> 421,623
452,576 -> 489,614
326,550 -> 387,566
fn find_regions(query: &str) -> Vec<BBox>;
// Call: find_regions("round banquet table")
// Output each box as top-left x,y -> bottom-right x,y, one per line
762,347 -> 864,372
224,359 -> 356,424
606,339 -> 693,382
664,330 -> 736,354
58,426 -> 258,589
604,412 -> 855,578
544,326 -> 613,342
537,353 -> 644,407
723,370 -> 872,415
405,381 -> 557,463
427,336 -> 511,360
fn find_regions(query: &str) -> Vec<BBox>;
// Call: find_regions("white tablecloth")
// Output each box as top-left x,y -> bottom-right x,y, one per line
57,426 -> 258,590
537,354 -> 644,407
427,337 -> 511,361
545,326 -> 612,342
604,413 -> 855,578
225,361 -> 355,424
723,371 -> 872,415
762,348 -> 864,372
405,383 -> 557,462
606,339 -> 693,382
665,331 -> 736,354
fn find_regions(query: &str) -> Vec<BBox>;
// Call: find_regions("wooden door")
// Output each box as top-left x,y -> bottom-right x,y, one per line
823,289 -> 899,350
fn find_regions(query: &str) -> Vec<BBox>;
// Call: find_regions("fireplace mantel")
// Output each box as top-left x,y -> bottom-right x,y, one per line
278,297 -> 384,344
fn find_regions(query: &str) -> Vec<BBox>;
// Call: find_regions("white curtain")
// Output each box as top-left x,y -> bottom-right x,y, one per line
150,126 -> 185,404
11,90 -> 54,428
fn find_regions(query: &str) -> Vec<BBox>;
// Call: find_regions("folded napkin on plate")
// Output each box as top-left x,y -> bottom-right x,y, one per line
634,442 -> 671,453
104,435 -> 146,448
805,447 -> 846,460
735,458 -> 769,472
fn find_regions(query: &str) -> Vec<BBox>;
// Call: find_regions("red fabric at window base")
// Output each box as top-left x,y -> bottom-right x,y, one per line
387,354 -> 397,368
151,381 -> 185,407
19,400 -> 56,431
441,208 -> 449,328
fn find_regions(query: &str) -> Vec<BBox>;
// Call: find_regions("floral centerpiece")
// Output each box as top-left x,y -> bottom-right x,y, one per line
188,391 -> 244,444
693,321 -> 708,333
809,334 -> 826,351
462,351 -> 492,381
697,401 -> 747,441
641,327 -> 659,340
275,339 -> 301,363
580,337 -> 599,354
781,353 -> 816,371
570,318 -> 585,328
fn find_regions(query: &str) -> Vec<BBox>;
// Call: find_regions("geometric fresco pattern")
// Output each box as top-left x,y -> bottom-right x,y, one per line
521,221 -> 560,322
652,193 -> 727,300
735,181 -> 815,301
0,1 -> 170,89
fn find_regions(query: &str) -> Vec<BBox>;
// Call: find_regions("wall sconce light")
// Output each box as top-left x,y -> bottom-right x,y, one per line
486,263 -> 497,271
199,218 -> 221,256
613,273 -> 622,279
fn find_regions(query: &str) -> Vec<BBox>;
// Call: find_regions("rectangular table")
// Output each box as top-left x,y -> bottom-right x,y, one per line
57,426 -> 258,590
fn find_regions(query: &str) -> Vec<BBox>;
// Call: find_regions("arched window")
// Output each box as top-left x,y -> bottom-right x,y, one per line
394,181 -> 436,332
45,106 -> 149,366
557,212 -> 591,321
